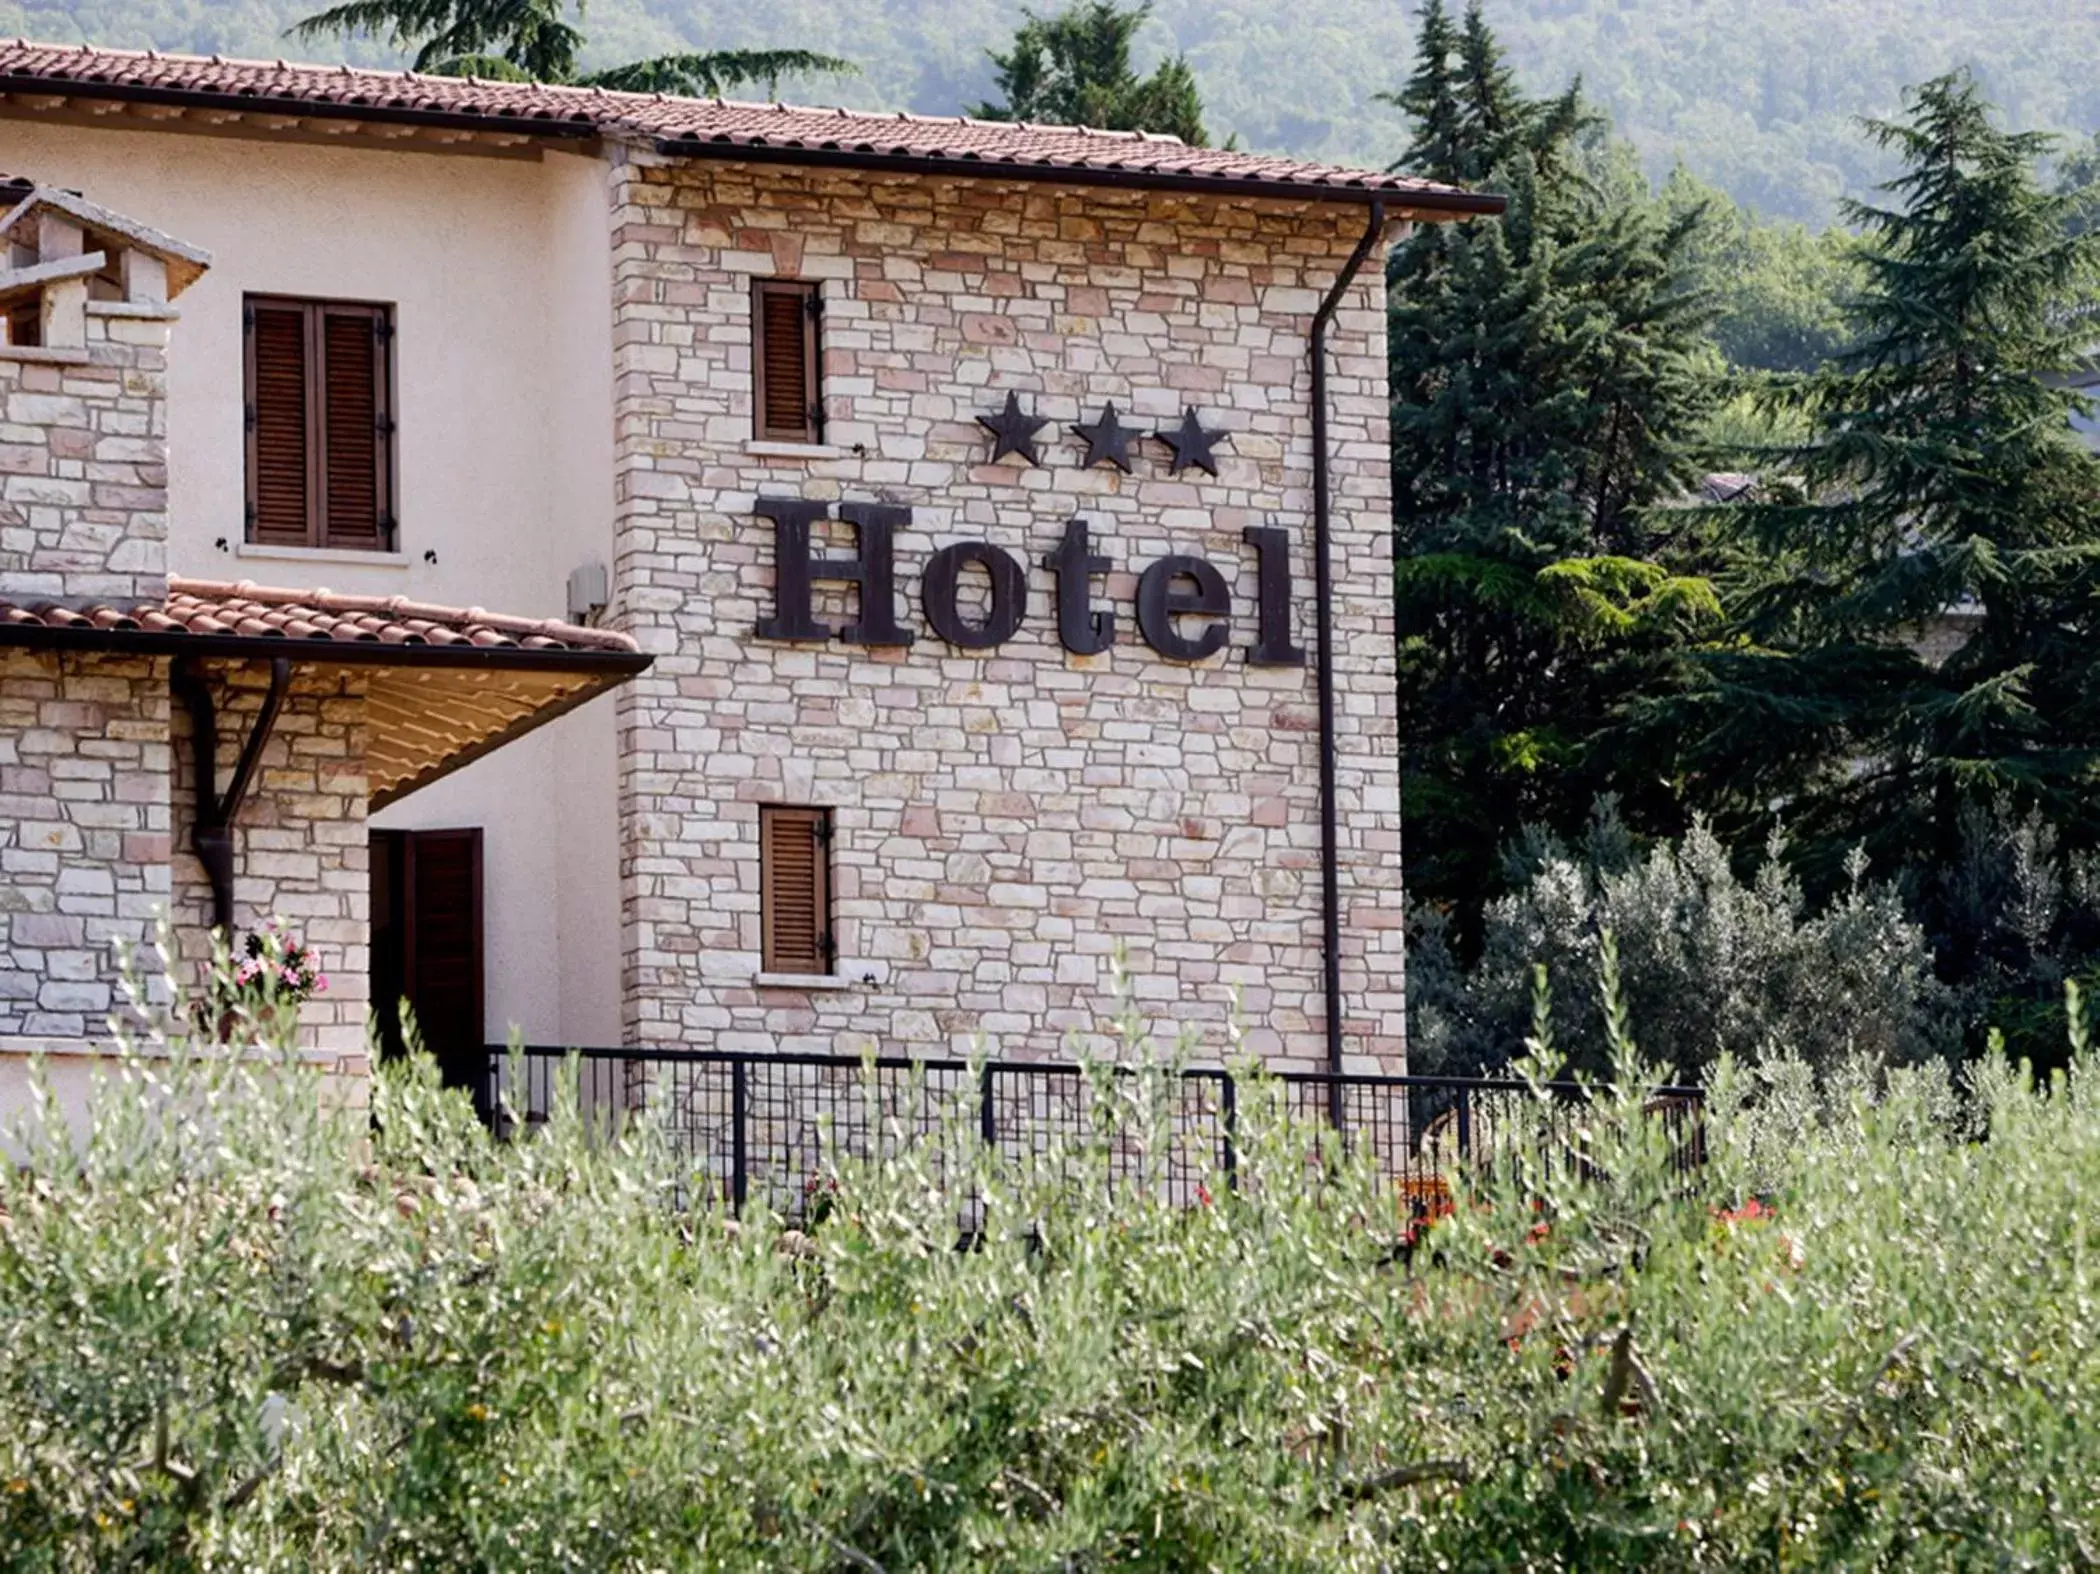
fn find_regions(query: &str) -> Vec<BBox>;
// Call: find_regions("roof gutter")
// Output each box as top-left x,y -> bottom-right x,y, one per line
0,73 -> 602,140
1310,197 -> 1387,1125
652,136 -> 1508,215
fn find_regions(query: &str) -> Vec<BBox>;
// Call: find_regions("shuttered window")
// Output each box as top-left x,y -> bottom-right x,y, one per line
752,279 -> 822,443
761,805 -> 833,975
2,298 -> 40,348
245,295 -> 394,550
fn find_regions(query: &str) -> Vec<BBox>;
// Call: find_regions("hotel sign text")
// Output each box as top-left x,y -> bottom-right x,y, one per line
752,500 -> 1304,667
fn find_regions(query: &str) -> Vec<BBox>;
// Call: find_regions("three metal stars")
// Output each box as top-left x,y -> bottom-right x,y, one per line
979,394 -> 1227,475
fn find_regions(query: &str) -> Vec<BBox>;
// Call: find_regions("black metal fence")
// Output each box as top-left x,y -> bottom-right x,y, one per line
478,1045 -> 1705,1217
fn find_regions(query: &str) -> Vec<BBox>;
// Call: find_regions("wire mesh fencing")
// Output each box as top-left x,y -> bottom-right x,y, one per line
479,1045 -> 1706,1220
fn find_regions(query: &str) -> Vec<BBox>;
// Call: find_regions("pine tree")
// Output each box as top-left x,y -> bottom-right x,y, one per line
973,1 -> 1209,146
1452,1 -> 1526,182
291,0 -> 853,97
1380,0 -> 1463,183
1683,73 -> 2100,884
1388,2 -> 1720,937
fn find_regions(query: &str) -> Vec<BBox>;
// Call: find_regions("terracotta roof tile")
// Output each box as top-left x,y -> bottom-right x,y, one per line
0,38 -> 1494,209
0,576 -> 640,656
0,578 -> 648,806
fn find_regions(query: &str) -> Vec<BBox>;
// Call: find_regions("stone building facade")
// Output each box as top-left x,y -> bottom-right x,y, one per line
612,157 -> 1408,1070
1,210 -> 188,1040
2,645 -> 375,1061
0,290 -> 181,607
0,154 -> 648,1120
2,237 -> 382,1055
0,43 -> 1501,1097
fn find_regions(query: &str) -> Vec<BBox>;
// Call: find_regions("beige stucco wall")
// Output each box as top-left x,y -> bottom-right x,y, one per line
0,117 -> 624,1048
610,157 -> 1409,1071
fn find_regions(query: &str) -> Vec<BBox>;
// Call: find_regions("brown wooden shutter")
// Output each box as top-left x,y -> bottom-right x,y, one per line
753,280 -> 821,442
761,806 -> 832,974
247,301 -> 312,546
320,305 -> 390,549
245,295 -> 394,550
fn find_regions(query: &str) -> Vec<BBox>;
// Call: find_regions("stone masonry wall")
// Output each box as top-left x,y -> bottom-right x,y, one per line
170,664 -> 372,1066
0,648 -> 170,1038
0,254 -> 184,1052
611,155 -> 1406,1071
0,304 -> 173,608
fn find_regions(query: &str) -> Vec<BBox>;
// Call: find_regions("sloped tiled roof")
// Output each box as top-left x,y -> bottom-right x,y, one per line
0,39 -> 1501,212
0,578 -> 647,806
0,576 -> 640,655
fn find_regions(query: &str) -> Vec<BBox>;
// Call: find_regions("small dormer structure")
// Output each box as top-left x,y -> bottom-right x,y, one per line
0,177 -> 211,351
0,179 -> 211,607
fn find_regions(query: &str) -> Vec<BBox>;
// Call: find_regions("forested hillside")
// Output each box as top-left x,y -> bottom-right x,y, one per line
1,0 -> 2089,223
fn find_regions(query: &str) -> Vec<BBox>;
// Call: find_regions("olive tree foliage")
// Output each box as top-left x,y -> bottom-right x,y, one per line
7,947 -> 2100,1567
1408,799 -> 1953,1078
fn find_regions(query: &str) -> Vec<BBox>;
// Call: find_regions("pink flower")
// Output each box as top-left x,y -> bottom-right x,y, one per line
315,975 -> 329,993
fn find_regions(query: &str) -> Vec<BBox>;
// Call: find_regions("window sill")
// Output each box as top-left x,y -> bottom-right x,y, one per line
745,439 -> 846,460
86,300 -> 181,322
755,971 -> 857,992
234,543 -> 410,568
0,345 -> 90,365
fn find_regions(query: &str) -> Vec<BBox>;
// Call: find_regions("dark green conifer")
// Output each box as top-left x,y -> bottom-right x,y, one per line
1452,1 -> 1526,182
1681,72 -> 2100,881
291,0 -> 852,96
973,1 -> 1209,145
1387,1 -> 1720,937
1380,0 -> 1464,183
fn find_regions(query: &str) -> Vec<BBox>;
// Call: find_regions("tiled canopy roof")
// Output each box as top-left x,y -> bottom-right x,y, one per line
0,579 -> 647,807
0,39 -> 1499,212
0,577 -> 639,655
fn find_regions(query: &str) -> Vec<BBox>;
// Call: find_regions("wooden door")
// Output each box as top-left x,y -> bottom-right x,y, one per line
370,828 -> 485,1094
